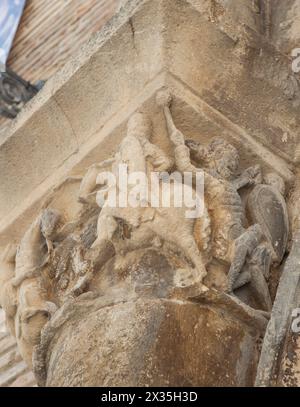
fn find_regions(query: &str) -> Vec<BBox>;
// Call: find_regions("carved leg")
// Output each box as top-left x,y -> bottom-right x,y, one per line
227,224 -> 263,294
250,266 -> 273,312
92,211 -> 118,248
78,165 -> 99,204
178,235 -> 207,283
71,241 -> 115,297
248,245 -> 273,311
227,244 -> 248,293
232,259 -> 272,312
233,270 -> 252,290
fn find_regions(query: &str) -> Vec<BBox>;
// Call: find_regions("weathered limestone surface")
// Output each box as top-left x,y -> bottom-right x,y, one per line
44,298 -> 260,387
0,310 -> 35,387
0,0 -> 299,387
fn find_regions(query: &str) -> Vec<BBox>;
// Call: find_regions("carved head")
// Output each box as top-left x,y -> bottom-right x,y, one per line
208,138 -> 239,179
127,112 -> 152,142
185,139 -> 202,155
264,173 -> 285,196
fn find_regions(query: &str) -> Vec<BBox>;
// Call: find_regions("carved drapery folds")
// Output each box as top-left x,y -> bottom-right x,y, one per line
0,92 -> 291,386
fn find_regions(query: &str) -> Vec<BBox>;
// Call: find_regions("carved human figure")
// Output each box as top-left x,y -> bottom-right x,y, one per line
229,172 -> 288,302
157,91 -> 265,294
85,112 -> 173,239
235,172 -> 289,312
79,113 -> 173,205
79,112 -> 210,284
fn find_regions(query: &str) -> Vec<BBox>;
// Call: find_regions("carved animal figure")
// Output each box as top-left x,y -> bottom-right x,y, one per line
13,208 -> 60,287
12,209 -> 60,367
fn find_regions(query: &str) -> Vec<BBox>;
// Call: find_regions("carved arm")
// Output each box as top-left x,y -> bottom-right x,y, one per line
156,90 -> 185,147
79,157 -> 116,203
233,165 -> 262,190
144,142 -> 174,172
163,106 -> 186,147
157,91 -> 216,186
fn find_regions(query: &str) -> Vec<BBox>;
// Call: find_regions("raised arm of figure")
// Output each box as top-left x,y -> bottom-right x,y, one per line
233,165 -> 262,191
156,90 -> 185,147
157,91 -> 217,188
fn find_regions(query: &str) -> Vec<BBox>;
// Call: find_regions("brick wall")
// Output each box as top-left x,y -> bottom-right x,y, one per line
7,0 -> 120,83
0,0 -> 121,133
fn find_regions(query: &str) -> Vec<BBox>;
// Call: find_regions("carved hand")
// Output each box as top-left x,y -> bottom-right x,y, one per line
170,129 -> 185,147
156,90 -> 172,107
244,164 -> 262,184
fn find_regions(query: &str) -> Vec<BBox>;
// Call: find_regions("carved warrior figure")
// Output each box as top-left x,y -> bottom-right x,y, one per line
157,91 -> 288,298
242,173 -> 289,311
79,112 -> 211,285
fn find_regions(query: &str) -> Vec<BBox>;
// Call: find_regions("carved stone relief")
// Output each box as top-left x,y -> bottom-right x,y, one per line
0,91 -> 291,386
